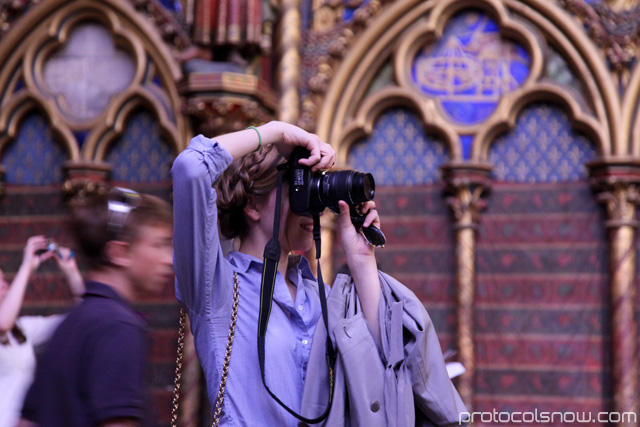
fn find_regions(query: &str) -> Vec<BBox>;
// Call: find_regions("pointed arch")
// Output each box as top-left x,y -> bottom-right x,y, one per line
0,91 -> 77,160
337,86 -> 460,163
474,82 -> 605,160
316,0 -> 618,161
0,0 -> 185,154
86,89 -> 181,162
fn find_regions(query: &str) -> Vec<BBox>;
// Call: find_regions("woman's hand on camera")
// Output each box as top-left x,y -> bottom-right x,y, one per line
338,200 -> 382,340
266,122 -> 335,172
337,200 -> 380,260
54,247 -> 85,299
54,247 -> 78,275
21,236 -> 54,272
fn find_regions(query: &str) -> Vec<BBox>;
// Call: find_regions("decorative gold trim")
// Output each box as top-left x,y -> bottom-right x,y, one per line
178,71 -> 278,136
623,61 -> 640,156
62,160 -> 112,201
277,0 -> 302,123
178,72 -> 278,110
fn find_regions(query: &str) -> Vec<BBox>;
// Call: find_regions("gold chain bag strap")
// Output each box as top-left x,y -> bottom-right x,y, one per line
172,272 -> 240,427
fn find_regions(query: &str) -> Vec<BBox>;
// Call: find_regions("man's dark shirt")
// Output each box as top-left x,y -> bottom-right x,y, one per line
21,281 -> 148,426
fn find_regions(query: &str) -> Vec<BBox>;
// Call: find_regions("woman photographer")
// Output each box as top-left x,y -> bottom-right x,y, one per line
0,235 -> 84,427
172,121 -> 466,426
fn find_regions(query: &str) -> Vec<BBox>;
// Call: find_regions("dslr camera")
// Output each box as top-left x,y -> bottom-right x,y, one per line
288,147 -> 385,246
289,146 -> 374,215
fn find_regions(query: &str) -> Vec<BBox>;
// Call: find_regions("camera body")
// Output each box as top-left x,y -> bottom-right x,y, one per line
289,147 -> 375,216
46,239 -> 60,253
36,238 -> 59,255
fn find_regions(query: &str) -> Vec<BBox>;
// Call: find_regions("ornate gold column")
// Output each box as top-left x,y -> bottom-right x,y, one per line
442,163 -> 492,410
590,161 -> 640,424
277,0 -> 301,123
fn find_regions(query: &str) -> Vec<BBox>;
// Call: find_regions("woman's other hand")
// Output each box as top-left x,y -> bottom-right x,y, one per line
21,236 -> 53,273
54,247 -> 85,299
337,200 -> 380,262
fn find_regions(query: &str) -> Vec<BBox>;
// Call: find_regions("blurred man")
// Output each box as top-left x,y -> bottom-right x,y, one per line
19,188 -> 173,427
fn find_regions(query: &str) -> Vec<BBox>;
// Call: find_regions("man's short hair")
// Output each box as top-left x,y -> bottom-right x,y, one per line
69,189 -> 172,270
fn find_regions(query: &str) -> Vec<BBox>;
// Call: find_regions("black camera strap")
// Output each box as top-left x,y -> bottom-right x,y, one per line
257,168 -> 336,424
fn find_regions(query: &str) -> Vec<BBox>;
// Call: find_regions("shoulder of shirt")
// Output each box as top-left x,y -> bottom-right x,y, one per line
227,250 -> 258,273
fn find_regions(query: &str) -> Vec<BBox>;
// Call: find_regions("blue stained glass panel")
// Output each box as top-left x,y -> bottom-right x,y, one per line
348,108 -> 449,186
2,112 -> 67,185
489,104 -> 597,182
106,110 -> 173,183
411,11 -> 530,125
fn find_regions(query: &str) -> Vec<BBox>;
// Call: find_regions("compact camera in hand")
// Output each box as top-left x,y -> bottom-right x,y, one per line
36,238 -> 60,255
288,147 -> 385,246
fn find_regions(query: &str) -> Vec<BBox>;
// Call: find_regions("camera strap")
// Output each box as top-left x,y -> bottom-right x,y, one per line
257,167 -> 336,424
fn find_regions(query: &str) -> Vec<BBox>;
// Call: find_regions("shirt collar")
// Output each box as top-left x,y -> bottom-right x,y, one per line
84,281 -> 148,323
288,254 -> 316,281
83,281 -> 132,306
228,251 -> 316,281
228,251 -> 261,273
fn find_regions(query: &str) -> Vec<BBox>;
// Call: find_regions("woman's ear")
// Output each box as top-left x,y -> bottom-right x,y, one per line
244,198 -> 261,222
103,241 -> 132,267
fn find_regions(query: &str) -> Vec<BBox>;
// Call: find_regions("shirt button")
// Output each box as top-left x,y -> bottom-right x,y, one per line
302,339 -> 308,345
297,305 -> 303,311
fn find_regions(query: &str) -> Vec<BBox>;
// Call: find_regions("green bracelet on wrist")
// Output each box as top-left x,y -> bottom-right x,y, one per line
247,126 -> 262,152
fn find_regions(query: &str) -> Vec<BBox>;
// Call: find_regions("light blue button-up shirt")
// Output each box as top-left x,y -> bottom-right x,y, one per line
172,135 -> 324,426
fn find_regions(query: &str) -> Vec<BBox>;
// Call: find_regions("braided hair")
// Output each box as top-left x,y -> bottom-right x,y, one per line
217,144 -> 285,240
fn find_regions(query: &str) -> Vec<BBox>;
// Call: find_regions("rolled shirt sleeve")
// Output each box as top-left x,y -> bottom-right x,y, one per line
171,135 -> 235,316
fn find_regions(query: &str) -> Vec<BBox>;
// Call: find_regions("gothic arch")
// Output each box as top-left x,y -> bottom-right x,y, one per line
0,0 -> 185,157
315,0 -> 619,160
474,82 -> 605,160
503,0 -> 620,155
87,90 -> 181,162
0,92 -> 77,160
337,87 -> 460,163
22,5 -> 147,131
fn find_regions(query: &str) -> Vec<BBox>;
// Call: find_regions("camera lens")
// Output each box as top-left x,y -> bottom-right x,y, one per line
352,172 -> 375,202
317,170 -> 375,211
